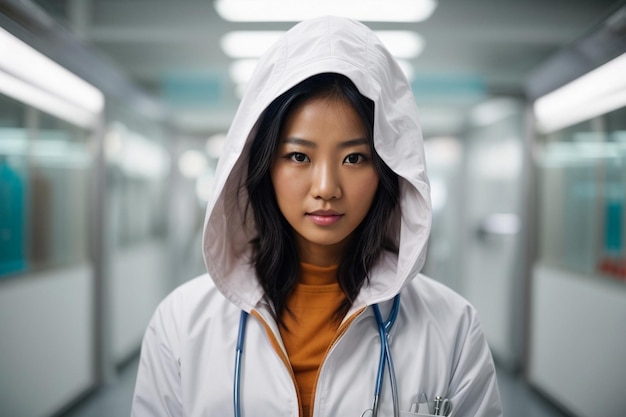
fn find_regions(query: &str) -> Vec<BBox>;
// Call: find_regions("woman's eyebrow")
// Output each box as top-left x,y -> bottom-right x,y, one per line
280,137 -> 368,148
338,138 -> 368,148
281,137 -> 316,147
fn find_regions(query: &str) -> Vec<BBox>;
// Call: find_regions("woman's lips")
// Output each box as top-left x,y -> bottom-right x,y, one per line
307,210 -> 343,226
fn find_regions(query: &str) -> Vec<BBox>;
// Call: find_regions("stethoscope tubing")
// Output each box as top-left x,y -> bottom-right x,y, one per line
233,295 -> 401,417
234,310 -> 248,417
372,295 -> 401,417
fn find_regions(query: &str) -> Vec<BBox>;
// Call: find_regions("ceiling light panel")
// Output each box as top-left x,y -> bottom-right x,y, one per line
375,31 -> 425,59
220,31 -> 284,59
534,53 -> 626,134
0,27 -> 104,116
0,70 -> 98,129
221,31 -> 424,60
214,0 -> 437,22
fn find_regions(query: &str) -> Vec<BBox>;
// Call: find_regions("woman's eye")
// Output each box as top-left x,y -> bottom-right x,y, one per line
344,153 -> 365,164
289,152 -> 309,163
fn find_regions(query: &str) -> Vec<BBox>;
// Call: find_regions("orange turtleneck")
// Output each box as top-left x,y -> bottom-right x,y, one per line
279,262 -> 346,417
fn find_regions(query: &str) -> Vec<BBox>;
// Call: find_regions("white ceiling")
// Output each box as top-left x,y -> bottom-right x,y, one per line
33,0 -> 622,138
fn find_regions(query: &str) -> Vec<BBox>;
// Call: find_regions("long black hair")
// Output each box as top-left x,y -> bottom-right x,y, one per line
245,73 -> 399,325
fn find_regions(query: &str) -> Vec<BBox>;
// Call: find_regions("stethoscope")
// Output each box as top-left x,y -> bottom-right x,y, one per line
233,294 -> 401,417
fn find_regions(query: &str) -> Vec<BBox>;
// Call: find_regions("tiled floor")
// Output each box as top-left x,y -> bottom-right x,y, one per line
496,365 -> 570,417
62,358 -> 139,417
62,358 -> 571,417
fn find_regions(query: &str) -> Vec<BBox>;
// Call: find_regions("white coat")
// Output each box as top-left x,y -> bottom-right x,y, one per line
131,16 -> 503,417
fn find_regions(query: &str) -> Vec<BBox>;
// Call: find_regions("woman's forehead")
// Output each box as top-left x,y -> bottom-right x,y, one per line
281,97 -> 367,143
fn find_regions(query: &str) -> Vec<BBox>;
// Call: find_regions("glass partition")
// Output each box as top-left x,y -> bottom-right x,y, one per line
0,93 -> 92,278
104,118 -> 170,248
537,107 -> 626,281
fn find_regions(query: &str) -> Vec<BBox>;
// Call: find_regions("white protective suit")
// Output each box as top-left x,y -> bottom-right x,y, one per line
132,16 -> 503,417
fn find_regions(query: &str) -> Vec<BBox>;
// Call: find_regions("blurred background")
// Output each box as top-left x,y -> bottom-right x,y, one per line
0,1 -> 625,416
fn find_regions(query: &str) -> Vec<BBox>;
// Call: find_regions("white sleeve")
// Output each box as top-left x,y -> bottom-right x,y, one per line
131,294 -> 183,417
447,307 -> 503,417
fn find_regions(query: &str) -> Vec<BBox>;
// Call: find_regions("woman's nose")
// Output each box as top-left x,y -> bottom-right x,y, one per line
311,163 -> 342,200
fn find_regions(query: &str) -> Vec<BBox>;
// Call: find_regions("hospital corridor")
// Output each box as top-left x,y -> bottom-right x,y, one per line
1,1 -> 625,417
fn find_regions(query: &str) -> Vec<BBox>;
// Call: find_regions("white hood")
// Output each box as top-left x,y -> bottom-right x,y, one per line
202,16 -> 431,313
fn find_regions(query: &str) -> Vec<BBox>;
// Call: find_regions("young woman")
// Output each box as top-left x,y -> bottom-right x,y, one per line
132,16 -> 502,417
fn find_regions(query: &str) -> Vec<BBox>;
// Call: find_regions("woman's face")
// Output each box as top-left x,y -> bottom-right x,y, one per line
271,96 -> 379,266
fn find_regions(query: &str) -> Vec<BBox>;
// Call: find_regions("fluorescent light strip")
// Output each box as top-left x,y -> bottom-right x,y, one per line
0,27 -> 104,116
0,70 -> 98,129
221,30 -> 424,59
375,31 -> 425,59
214,0 -> 437,22
220,31 -> 283,59
534,53 -> 626,134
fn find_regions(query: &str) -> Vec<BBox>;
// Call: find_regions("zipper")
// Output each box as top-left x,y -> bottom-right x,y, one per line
250,309 -> 303,417
309,306 -> 369,417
